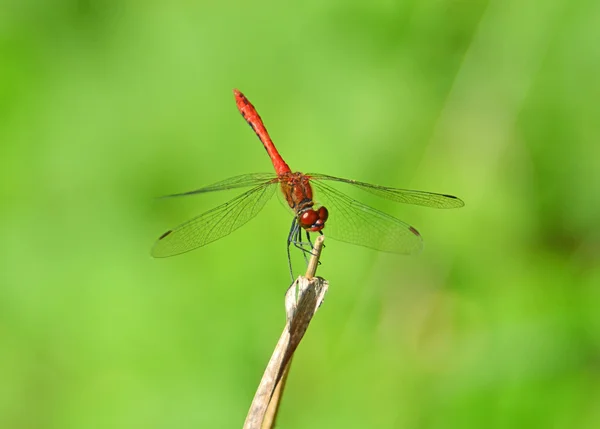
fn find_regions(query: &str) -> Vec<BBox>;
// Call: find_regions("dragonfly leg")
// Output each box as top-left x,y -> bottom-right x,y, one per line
300,232 -> 311,266
287,217 -> 319,280
305,230 -> 314,249
292,232 -> 315,254
287,218 -> 311,279
286,218 -> 298,281
303,231 -> 321,266
305,230 -> 325,249
294,222 -> 315,264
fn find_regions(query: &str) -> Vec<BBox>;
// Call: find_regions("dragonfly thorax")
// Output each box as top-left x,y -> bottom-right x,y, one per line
298,206 -> 329,232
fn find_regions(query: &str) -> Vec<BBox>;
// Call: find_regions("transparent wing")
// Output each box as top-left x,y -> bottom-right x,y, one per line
160,173 -> 277,198
307,173 -> 464,209
311,181 -> 423,254
152,182 -> 278,257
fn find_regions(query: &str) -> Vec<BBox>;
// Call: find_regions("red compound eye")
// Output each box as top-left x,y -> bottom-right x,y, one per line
317,206 -> 329,222
299,210 -> 318,227
298,207 -> 328,231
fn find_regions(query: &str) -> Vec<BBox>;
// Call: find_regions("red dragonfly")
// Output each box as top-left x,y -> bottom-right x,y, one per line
152,89 -> 464,275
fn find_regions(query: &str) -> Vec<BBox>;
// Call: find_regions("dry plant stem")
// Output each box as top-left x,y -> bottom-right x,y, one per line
243,236 -> 327,429
263,236 -> 325,425
261,357 -> 291,429
305,235 -> 324,279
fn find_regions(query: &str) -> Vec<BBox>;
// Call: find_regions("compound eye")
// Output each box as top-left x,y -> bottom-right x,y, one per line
299,210 -> 318,227
318,206 -> 329,222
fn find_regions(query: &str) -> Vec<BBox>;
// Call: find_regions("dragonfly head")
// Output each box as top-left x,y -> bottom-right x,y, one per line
298,206 -> 329,232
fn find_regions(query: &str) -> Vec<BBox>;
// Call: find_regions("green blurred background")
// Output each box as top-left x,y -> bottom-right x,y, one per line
1,0 -> 599,427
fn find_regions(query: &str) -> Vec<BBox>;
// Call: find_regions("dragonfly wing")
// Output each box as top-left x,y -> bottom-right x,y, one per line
307,173 -> 464,209
152,182 -> 278,257
310,181 -> 423,254
161,173 -> 277,198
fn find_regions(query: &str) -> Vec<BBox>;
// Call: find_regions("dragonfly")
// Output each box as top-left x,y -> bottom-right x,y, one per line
152,89 -> 464,277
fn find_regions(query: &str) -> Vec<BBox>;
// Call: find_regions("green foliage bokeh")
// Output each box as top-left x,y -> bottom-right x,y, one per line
1,0 -> 599,428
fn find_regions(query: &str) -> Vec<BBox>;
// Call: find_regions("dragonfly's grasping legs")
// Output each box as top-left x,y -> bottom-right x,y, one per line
286,217 -> 299,281
304,230 -> 325,249
303,230 -> 324,268
305,230 -> 315,249
286,217 -> 318,281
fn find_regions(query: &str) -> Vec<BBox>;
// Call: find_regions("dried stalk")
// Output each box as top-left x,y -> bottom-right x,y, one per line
243,236 -> 328,429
